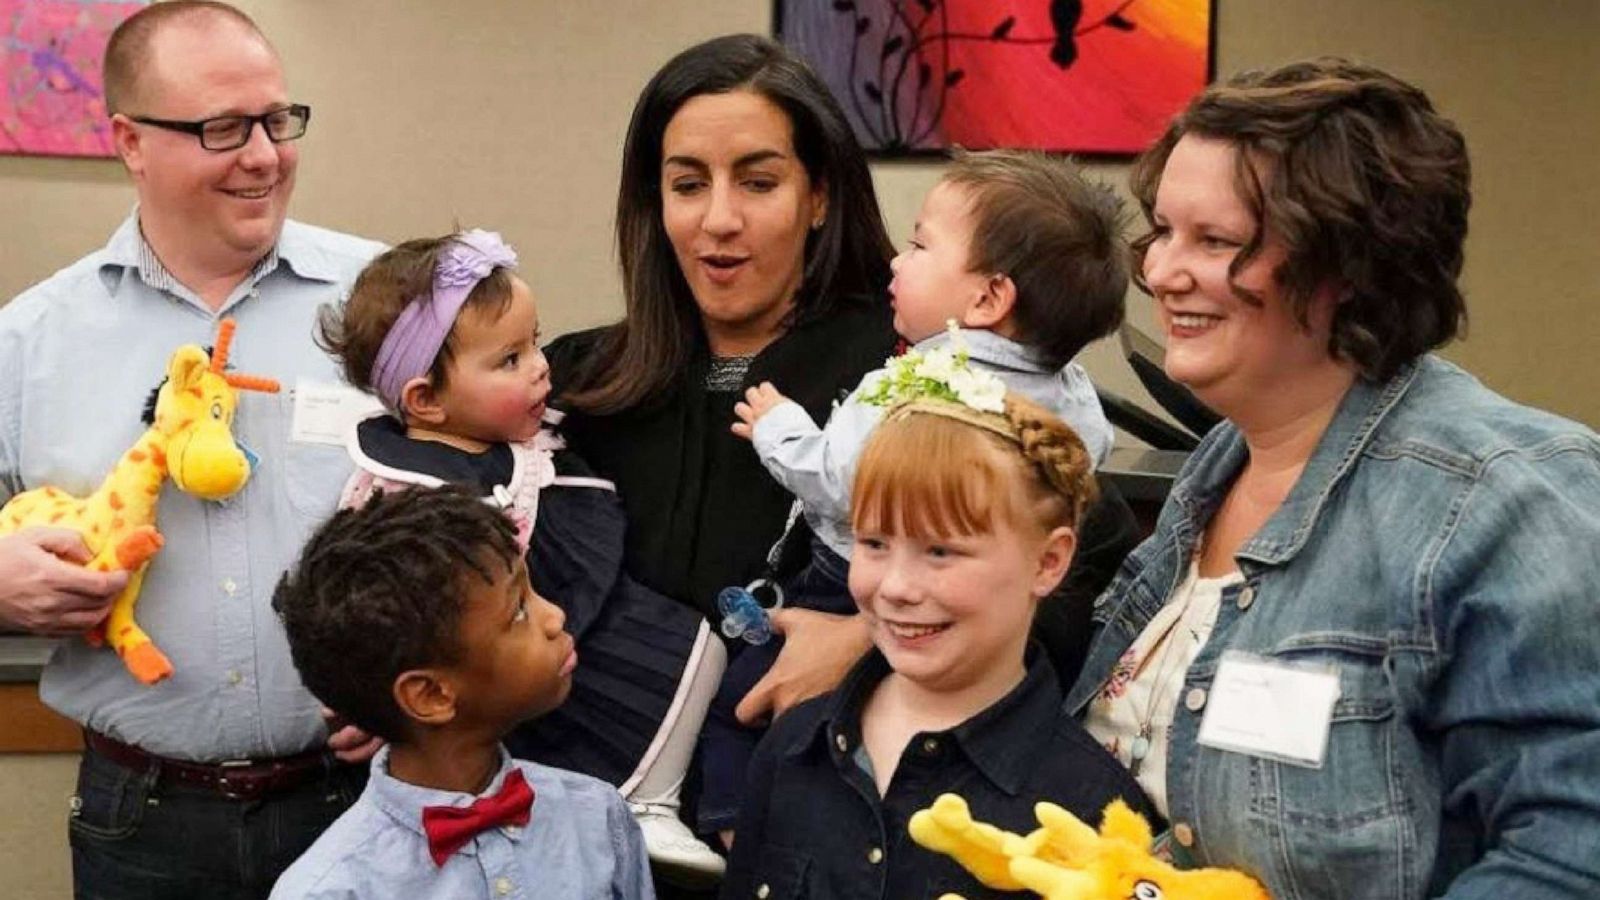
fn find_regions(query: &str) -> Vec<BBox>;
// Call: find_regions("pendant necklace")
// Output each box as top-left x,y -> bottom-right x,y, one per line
1128,622 -> 1193,777
1126,551 -> 1211,778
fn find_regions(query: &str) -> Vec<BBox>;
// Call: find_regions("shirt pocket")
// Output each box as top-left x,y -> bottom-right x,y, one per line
738,844 -> 812,899
263,391 -> 352,524
1249,642 -> 1421,898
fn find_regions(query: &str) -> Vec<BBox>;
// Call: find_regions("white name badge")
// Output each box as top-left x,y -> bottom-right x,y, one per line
1196,651 -> 1341,769
289,380 -> 385,447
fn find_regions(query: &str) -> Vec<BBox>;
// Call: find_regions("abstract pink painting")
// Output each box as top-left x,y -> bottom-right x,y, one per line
2,0 -> 148,158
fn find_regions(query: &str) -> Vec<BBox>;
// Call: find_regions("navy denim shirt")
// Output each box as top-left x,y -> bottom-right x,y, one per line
1067,356 -> 1600,899
723,647 -> 1154,899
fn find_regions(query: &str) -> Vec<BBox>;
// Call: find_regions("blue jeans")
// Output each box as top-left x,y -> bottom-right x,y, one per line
697,542 -> 855,833
69,740 -> 365,900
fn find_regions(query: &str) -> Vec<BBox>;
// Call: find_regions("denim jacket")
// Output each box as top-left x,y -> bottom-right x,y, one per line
1066,355 -> 1600,899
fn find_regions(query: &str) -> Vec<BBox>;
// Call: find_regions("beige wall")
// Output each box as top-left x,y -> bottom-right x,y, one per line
0,2 -> 1597,895
2,0 -> 1597,426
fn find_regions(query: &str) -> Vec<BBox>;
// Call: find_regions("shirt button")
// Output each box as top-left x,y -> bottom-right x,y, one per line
867,846 -> 883,864
756,885 -> 771,899
921,737 -> 939,754
1173,822 -> 1195,847
222,578 -> 238,596
1236,585 -> 1255,610
494,876 -> 512,895
834,733 -> 848,752
1184,687 -> 1207,711
226,670 -> 243,686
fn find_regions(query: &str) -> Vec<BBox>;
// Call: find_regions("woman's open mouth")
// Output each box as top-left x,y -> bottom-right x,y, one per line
699,254 -> 749,285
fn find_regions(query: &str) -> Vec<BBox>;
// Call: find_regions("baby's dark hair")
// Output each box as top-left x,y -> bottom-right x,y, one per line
272,485 -> 520,742
942,149 -> 1128,369
317,234 -> 516,399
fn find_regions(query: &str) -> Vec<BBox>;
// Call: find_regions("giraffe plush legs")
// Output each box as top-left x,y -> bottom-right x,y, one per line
89,527 -> 172,685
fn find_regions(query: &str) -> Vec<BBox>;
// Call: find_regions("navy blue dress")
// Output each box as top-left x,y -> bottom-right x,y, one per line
351,417 -> 705,787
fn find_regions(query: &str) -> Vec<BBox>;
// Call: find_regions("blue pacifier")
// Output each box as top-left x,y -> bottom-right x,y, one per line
717,579 -> 785,645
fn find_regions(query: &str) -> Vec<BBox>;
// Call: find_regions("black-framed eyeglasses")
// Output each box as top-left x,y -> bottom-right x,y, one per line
130,104 -> 311,152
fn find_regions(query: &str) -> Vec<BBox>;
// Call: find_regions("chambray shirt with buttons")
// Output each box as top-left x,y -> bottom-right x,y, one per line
721,647 -> 1154,900
269,745 -> 653,900
0,213 -> 383,761
1067,356 -> 1600,899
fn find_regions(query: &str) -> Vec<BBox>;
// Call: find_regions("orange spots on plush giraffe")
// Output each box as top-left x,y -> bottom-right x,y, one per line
0,318 -> 278,686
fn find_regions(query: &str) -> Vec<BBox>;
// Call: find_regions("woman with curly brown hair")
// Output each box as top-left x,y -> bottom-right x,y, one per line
1068,59 -> 1600,897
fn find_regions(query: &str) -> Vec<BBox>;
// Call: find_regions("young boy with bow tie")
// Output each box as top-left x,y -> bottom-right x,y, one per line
268,486 -> 653,899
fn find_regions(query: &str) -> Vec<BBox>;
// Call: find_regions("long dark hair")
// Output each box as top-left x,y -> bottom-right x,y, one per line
566,34 -> 893,414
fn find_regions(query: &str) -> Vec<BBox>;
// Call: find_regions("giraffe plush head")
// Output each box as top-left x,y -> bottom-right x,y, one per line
910,795 -> 1270,900
145,318 -> 280,501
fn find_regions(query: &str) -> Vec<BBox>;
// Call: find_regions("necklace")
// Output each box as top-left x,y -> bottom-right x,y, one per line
1127,614 -> 1196,777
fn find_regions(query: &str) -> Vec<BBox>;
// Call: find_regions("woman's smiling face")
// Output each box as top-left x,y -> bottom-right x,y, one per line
1142,134 -> 1338,414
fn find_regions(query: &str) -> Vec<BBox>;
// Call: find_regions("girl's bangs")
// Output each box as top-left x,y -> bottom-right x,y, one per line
850,414 -> 1013,540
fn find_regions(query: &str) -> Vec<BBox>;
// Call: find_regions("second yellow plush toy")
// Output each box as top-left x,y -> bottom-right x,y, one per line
0,319 -> 278,685
910,793 -> 1270,900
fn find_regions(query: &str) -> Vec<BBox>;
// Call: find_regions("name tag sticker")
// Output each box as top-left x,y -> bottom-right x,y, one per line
289,380 -> 384,447
1196,651 -> 1340,769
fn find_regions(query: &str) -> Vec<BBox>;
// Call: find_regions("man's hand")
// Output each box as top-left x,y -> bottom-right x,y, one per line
731,382 -> 792,441
323,708 -> 384,764
735,608 -> 871,725
0,528 -> 127,634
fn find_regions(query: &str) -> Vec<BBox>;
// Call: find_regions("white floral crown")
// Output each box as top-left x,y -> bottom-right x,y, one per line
859,321 -> 1008,414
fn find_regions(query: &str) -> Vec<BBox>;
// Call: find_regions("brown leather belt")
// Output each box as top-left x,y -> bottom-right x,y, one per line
85,730 -> 334,801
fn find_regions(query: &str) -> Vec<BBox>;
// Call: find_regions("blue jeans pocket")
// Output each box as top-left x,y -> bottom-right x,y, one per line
68,752 -> 155,843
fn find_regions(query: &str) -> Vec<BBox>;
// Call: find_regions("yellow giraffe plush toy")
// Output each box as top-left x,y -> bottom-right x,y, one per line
0,319 -> 278,685
911,794 -> 1270,900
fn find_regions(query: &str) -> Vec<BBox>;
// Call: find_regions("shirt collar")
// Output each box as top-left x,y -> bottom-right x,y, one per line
96,210 -> 341,295
912,327 -> 1051,377
791,645 -> 1064,796
365,744 -> 529,856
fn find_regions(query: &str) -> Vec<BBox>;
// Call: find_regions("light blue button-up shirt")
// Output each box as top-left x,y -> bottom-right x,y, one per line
270,745 -> 654,899
751,327 -> 1115,558
0,213 -> 383,761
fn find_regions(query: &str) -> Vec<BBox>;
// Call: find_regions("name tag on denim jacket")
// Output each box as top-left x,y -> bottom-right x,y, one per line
1196,651 -> 1341,769
290,380 -> 384,447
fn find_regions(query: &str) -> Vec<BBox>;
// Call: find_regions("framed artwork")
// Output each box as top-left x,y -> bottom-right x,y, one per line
776,0 -> 1214,157
2,0 -> 149,158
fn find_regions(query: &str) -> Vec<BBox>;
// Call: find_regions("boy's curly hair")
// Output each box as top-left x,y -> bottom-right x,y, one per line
272,485 -> 520,742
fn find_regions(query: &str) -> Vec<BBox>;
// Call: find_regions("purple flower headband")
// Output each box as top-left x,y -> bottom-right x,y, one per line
371,229 -> 519,414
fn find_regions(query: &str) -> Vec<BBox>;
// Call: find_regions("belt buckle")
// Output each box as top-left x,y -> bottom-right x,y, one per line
216,759 -> 257,800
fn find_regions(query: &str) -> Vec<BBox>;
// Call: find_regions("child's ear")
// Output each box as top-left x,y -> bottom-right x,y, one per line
400,376 -> 447,427
1031,526 -> 1078,598
962,274 -> 1017,331
393,669 -> 458,726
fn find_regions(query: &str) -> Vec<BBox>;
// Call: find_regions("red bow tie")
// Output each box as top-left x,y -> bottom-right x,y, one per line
421,769 -> 535,866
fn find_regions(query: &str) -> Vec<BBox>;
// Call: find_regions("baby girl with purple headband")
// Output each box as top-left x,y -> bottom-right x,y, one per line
316,230 -> 730,879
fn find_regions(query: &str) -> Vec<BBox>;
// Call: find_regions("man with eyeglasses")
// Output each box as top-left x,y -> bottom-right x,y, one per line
0,3 -> 383,897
